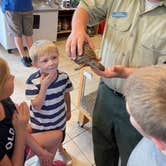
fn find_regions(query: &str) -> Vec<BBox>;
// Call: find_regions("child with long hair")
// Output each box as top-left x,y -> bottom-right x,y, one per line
0,57 -> 64,166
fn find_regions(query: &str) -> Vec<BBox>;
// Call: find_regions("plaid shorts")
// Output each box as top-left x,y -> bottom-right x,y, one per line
5,10 -> 33,37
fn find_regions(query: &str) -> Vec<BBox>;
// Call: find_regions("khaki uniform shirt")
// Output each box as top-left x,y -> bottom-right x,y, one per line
79,0 -> 166,93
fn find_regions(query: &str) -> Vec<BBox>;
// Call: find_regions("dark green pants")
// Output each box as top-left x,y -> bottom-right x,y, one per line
92,81 -> 142,166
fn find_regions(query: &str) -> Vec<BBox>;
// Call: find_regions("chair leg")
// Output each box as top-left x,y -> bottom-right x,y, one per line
78,110 -> 89,127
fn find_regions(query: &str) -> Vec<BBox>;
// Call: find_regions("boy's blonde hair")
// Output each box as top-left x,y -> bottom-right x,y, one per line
124,65 -> 166,142
29,40 -> 59,62
0,58 -> 10,94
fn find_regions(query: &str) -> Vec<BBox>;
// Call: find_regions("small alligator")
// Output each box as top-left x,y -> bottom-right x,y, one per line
74,44 -> 105,71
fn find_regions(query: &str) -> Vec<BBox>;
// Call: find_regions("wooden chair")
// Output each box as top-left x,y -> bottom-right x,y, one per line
77,67 -> 99,127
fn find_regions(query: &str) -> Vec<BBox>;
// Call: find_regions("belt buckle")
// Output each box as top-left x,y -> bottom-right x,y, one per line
112,89 -> 123,97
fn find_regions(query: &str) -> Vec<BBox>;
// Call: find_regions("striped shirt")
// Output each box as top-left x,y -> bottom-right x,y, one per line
25,70 -> 73,131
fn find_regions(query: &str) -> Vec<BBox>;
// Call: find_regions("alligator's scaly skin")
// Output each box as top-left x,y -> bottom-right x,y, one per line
74,44 -> 105,71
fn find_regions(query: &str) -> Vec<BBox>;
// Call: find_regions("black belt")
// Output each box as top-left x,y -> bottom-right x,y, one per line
110,88 -> 124,98
100,80 -> 124,98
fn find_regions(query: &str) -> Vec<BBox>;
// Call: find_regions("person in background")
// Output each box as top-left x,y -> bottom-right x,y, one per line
1,0 -> 33,67
124,65 -> 166,166
25,40 -> 73,166
66,0 -> 166,165
0,57 -> 63,166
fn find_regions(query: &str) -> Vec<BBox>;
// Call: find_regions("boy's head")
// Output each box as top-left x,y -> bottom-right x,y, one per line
124,65 -> 166,151
29,40 -> 59,74
0,58 -> 14,100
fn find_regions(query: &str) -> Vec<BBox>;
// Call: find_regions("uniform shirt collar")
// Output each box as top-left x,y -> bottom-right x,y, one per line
145,0 -> 161,11
140,0 -> 166,15
147,0 -> 166,8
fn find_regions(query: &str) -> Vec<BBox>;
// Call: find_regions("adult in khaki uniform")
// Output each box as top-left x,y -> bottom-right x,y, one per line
66,0 -> 166,166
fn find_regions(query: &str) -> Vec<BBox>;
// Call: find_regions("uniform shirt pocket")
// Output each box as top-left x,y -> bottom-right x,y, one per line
109,18 -> 131,32
140,35 -> 166,65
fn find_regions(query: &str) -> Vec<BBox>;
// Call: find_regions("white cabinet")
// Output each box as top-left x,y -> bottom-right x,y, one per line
33,10 -> 58,42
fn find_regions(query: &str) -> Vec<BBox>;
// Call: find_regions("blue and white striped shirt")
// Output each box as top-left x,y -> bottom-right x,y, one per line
25,70 -> 73,131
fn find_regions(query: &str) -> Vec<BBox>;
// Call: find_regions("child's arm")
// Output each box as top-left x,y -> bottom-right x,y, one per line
64,92 -> 71,121
31,83 -> 47,110
25,75 -> 47,111
25,132 -> 53,165
0,102 -> 29,166
31,72 -> 56,110
11,126 -> 26,166
26,129 -> 62,166
0,114 -> 26,166
31,72 -> 57,110
11,102 -> 29,166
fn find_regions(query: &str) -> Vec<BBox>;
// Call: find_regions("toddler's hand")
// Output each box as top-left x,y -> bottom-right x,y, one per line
38,149 -> 53,166
40,71 -> 57,89
12,102 -> 30,131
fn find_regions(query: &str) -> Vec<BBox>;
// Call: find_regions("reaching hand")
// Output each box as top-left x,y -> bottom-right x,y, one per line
66,28 -> 94,60
38,149 -> 54,166
92,65 -> 134,78
12,102 -> 30,131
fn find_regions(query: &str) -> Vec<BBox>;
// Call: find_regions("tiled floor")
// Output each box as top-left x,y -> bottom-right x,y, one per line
0,35 -> 102,166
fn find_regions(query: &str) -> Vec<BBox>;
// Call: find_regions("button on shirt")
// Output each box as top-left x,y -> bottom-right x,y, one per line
79,0 -> 166,93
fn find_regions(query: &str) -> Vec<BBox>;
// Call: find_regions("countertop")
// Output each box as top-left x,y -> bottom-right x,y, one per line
33,0 -> 59,12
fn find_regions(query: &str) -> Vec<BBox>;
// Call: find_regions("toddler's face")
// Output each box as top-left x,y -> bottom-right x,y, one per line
37,52 -> 59,74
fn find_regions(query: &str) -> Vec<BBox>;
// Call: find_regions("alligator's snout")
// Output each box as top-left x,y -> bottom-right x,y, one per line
87,60 -> 105,71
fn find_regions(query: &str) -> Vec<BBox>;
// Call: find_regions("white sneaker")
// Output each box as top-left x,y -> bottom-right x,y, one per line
58,149 -> 72,166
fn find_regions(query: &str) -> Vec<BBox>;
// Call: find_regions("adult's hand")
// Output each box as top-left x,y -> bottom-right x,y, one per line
66,30 -> 93,60
66,7 -> 94,59
92,65 -> 135,78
